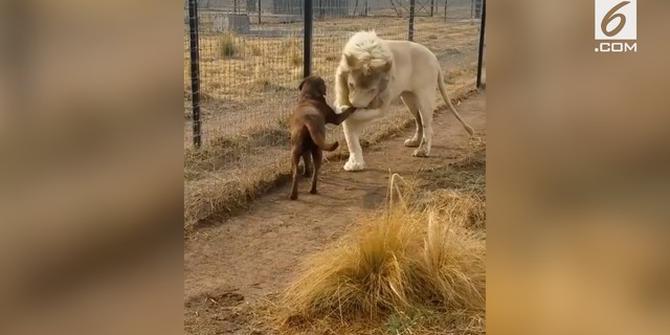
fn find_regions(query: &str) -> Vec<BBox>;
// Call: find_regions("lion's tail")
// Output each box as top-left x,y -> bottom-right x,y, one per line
437,71 -> 474,136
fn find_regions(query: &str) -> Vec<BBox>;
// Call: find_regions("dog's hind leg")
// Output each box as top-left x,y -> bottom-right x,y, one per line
401,92 -> 422,147
413,91 -> 435,157
289,149 -> 301,200
309,149 -> 322,194
302,152 -> 313,177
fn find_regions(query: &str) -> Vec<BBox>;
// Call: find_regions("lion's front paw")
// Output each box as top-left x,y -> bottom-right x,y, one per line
404,137 -> 421,147
338,105 -> 352,113
412,147 -> 430,157
343,158 -> 366,171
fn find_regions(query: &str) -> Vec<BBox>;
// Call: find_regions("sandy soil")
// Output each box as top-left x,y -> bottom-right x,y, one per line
184,92 -> 485,334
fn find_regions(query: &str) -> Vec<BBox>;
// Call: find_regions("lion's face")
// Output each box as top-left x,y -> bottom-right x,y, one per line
342,54 -> 392,108
347,70 -> 388,108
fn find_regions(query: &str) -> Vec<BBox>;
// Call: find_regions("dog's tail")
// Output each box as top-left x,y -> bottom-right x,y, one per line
437,71 -> 474,136
305,122 -> 339,151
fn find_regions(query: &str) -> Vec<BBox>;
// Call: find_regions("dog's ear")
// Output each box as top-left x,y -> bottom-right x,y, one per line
298,77 -> 307,91
318,79 -> 327,96
370,59 -> 392,73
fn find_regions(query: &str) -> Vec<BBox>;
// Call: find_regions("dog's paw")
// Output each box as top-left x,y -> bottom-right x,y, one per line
404,138 -> 420,147
289,193 -> 298,200
412,147 -> 430,157
343,159 -> 366,171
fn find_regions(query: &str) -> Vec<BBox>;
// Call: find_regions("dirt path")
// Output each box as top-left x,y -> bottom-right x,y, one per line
184,93 -> 486,334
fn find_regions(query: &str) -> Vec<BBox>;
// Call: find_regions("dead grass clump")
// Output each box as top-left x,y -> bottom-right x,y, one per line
217,33 -> 240,59
184,125 -> 290,179
278,175 -> 485,333
417,136 -> 486,229
252,64 -> 272,90
250,44 -> 262,57
289,50 -> 302,68
281,38 -> 302,68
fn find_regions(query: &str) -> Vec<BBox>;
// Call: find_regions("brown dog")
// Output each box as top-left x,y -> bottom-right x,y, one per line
289,76 -> 356,200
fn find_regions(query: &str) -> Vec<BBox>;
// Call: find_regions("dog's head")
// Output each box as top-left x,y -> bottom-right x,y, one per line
298,75 -> 327,98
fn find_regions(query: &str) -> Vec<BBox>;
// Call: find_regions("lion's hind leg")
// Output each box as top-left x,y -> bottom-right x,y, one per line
401,92 -> 422,147
412,91 -> 435,158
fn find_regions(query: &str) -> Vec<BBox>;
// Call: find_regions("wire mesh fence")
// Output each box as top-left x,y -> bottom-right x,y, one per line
184,0 -> 483,194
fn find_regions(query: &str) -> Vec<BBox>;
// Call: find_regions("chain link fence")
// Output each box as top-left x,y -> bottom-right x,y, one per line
184,0 -> 484,223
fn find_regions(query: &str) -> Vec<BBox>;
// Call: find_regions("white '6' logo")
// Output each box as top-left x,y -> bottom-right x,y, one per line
595,0 -> 637,40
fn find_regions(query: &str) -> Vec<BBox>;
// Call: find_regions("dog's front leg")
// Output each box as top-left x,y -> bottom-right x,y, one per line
342,118 -> 368,171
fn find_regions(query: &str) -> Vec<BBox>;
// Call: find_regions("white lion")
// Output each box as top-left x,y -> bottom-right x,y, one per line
335,31 -> 474,171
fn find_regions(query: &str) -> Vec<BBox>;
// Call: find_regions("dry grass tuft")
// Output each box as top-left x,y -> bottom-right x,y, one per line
250,44 -> 262,57
252,64 -> 272,90
418,135 -> 486,229
282,38 -> 303,68
217,33 -> 240,59
277,175 -> 485,334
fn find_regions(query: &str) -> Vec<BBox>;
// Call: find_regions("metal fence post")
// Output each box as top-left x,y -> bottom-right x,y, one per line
430,0 -> 434,16
258,0 -> 262,24
471,0 -> 474,19
188,0 -> 202,148
303,0 -> 313,78
476,0 -> 486,88
408,0 -> 415,41
444,0 -> 448,22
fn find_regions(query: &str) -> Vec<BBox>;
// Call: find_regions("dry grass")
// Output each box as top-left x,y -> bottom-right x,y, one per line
250,44 -> 262,57
418,135 -> 486,229
275,167 -> 486,334
217,33 -> 239,59
282,38 -> 303,68
184,157 -> 291,233
184,123 -> 291,232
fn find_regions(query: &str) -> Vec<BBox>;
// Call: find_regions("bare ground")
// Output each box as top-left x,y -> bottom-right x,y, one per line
184,92 -> 486,334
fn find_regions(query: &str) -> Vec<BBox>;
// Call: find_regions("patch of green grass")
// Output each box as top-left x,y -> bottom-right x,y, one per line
385,311 -> 420,335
